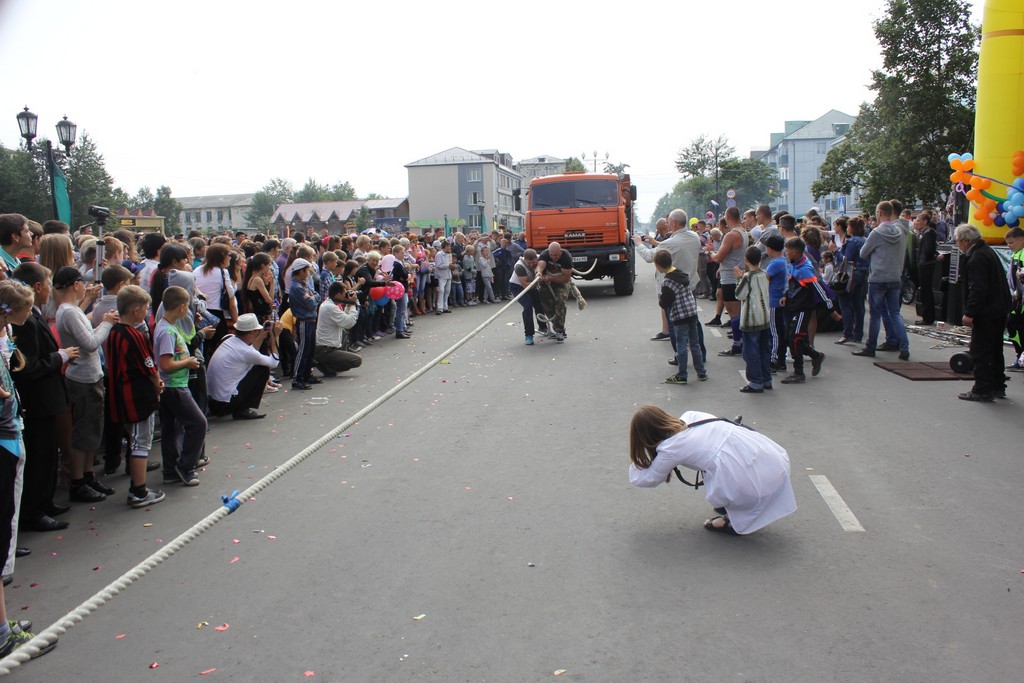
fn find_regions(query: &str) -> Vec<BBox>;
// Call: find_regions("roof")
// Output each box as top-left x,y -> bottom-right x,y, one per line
780,110 -> 855,141
362,198 -> 407,210
520,155 -> 565,165
177,193 -> 255,209
272,200 -> 364,224
405,147 -> 490,167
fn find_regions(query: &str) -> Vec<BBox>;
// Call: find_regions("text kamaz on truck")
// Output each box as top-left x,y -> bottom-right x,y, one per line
513,172 -> 637,296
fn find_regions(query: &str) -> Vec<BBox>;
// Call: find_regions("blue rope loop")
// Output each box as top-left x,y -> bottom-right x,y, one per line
221,490 -> 242,513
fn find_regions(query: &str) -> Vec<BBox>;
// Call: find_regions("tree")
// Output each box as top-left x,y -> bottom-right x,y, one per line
246,177 -> 293,232
811,0 -> 978,208
130,187 -> 155,211
563,157 -> 585,173
0,145 -> 49,222
675,135 -> 735,180
354,205 -> 372,232
604,162 -> 630,175
294,178 -> 332,203
66,133 -> 117,230
718,158 -> 777,211
153,186 -> 183,233
363,192 -> 384,200
330,181 -> 357,200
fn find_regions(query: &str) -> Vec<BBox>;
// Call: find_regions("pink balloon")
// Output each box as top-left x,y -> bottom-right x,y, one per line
386,282 -> 405,300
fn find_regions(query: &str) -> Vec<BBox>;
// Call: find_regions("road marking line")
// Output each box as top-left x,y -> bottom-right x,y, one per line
738,370 -> 747,382
809,475 -> 865,532
709,328 -> 722,338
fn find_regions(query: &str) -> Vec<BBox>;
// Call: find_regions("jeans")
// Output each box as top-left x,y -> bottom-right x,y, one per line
415,271 -> 428,297
451,281 -> 465,306
395,294 -> 408,333
159,387 -> 208,478
436,278 -> 452,311
510,283 -> 542,336
838,273 -> 867,341
671,317 -> 706,379
742,328 -> 773,389
866,281 -> 908,352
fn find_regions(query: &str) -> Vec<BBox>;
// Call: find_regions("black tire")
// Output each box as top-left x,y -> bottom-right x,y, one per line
901,280 -> 916,305
613,260 -> 634,296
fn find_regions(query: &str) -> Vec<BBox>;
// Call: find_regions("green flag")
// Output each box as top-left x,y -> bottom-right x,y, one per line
52,161 -> 71,225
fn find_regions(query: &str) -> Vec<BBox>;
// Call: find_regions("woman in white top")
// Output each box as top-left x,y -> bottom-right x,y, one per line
193,243 -> 237,351
628,405 -> 796,535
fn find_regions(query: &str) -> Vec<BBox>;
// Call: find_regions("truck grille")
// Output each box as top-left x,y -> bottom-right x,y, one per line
557,232 -> 606,246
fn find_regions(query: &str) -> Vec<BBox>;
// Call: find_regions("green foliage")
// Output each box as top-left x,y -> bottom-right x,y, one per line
563,157 -> 586,173
604,162 -> 630,175
0,145 -> 49,221
246,177 -> 294,231
294,178 -> 332,203
354,205 -> 371,232
153,186 -> 183,233
811,0 -> 978,208
718,158 -> 777,211
331,181 -> 357,200
66,133 -> 116,230
363,192 -> 384,200
675,135 -> 734,180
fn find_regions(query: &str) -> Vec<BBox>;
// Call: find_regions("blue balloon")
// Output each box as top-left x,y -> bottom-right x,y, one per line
962,153 -> 973,161
375,296 -> 389,307
1007,217 -> 1020,228
1013,179 -> 1024,192
996,202 -> 1005,213
947,153 -> 960,163
994,215 -> 1007,227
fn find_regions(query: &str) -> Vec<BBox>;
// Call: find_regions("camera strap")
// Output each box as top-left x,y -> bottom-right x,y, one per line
670,416 -> 754,490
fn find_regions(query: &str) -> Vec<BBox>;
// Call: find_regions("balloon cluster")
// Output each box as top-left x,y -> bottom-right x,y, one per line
368,282 -> 406,307
949,151 -> 1024,228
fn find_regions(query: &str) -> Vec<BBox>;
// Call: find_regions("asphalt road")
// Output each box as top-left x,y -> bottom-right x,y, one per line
5,259 -> 1023,682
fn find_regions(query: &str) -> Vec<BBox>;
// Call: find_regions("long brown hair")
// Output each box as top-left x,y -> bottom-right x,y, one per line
628,404 -> 687,469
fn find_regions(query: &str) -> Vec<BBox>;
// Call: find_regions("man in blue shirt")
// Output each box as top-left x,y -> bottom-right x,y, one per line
763,235 -> 790,373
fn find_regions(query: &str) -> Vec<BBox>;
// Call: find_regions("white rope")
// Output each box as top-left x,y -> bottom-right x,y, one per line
0,278 -> 540,674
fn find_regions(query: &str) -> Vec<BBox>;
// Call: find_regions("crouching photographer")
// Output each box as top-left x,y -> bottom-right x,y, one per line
314,282 -> 362,376
205,313 -> 280,420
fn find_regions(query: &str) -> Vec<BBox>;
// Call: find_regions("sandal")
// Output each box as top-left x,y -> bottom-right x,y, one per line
703,515 -> 738,535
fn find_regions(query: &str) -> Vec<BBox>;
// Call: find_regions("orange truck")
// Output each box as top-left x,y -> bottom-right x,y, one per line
512,172 -> 637,296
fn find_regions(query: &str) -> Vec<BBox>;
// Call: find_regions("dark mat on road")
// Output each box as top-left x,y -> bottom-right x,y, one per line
874,361 -> 973,381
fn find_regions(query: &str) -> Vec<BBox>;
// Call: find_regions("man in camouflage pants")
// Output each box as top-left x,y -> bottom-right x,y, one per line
536,241 -> 573,344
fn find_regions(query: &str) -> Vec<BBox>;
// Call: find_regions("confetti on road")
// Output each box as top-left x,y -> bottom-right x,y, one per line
115,634 -> 126,639
413,614 -> 426,621
528,562 -> 536,568
214,623 -> 230,632
439,359 -> 451,364
233,539 -> 239,544
143,523 -> 153,527
200,668 -> 217,675
197,621 -> 209,629
554,669 -> 567,676
267,535 -> 277,540
92,566 -> 102,571
149,662 -> 159,669
29,583 -> 39,588
230,556 -> 240,564
304,673 -> 315,678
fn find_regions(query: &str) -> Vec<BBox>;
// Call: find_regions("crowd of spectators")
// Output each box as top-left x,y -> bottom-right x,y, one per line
0,213 -> 532,658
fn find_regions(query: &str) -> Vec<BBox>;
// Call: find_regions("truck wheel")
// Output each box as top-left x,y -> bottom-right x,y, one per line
613,264 -> 634,296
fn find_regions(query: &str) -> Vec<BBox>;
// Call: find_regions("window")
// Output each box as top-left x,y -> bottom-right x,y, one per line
466,168 -> 481,182
530,179 -> 619,210
816,142 -> 828,155
206,211 -> 212,222
217,210 -> 224,222
467,191 -> 482,206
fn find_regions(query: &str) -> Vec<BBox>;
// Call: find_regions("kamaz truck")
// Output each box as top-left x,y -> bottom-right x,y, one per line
513,172 -> 637,296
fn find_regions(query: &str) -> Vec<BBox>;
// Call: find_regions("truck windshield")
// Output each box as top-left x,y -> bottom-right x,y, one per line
531,180 -> 618,210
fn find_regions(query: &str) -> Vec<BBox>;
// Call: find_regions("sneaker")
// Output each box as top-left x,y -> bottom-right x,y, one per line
291,382 -> 312,391
162,473 -> 183,485
174,464 -> 200,486
7,620 -> 31,635
668,358 -> 678,366
851,349 -> 876,357
877,343 -> 899,352
349,345 -> 363,352
554,333 -> 564,343
196,455 -> 210,468
664,375 -> 687,385
70,483 -> 106,503
651,332 -> 670,341
86,478 -> 115,496
781,373 -> 806,384
898,350 -> 910,361
811,353 -> 825,377
697,373 -> 708,381
705,316 -> 722,326
524,335 -> 534,345
718,348 -> 742,357
958,391 -> 994,403
0,627 -> 57,659
264,383 -> 280,393
305,377 -> 324,385
127,488 -> 166,509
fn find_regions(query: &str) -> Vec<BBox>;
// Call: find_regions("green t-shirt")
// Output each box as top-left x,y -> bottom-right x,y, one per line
154,319 -> 191,388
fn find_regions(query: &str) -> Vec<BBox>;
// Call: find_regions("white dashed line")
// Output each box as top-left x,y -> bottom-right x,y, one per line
809,475 -> 865,532
738,370 -> 747,382
709,328 -> 722,338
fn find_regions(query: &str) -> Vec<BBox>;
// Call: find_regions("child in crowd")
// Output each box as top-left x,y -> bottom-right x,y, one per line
821,250 -> 835,284
655,249 -> 706,385
0,280 -> 57,658
91,264 -> 133,329
462,245 -> 477,305
287,258 -> 320,390
478,245 -> 496,303
780,237 -> 840,385
54,266 -> 119,504
104,285 -> 165,508
763,235 -> 790,374
734,247 -> 773,393
450,252 -> 465,307
154,286 -> 207,487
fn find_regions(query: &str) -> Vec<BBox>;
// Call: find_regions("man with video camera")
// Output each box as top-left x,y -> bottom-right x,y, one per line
314,282 -> 362,376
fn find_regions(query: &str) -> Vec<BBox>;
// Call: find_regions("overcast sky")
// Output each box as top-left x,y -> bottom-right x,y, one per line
0,0 -> 985,222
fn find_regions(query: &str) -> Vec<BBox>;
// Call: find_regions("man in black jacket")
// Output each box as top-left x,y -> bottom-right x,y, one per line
955,224 -> 1011,402
914,211 -> 939,325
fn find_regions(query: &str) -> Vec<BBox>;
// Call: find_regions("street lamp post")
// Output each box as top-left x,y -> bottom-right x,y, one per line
476,201 -> 486,233
16,106 -> 78,223
582,150 -> 609,173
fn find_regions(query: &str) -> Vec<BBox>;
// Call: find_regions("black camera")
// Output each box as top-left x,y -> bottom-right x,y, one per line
88,205 -> 111,219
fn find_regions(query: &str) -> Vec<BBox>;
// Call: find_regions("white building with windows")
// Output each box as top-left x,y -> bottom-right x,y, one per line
516,155 -> 566,182
405,147 -> 524,234
177,193 -> 255,234
757,110 -> 857,218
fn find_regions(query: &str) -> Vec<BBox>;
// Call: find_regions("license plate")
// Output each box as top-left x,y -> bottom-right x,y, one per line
572,256 -> 588,263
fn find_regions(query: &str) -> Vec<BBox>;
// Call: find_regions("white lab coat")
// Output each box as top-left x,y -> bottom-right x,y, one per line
628,410 -> 797,534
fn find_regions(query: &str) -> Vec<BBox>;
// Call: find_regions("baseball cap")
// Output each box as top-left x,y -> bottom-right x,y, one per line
289,258 -> 312,273
53,266 -> 85,289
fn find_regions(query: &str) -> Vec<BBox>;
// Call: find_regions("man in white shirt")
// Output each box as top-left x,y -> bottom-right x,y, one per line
206,314 -> 280,420
314,283 -> 362,376
136,233 -> 166,293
